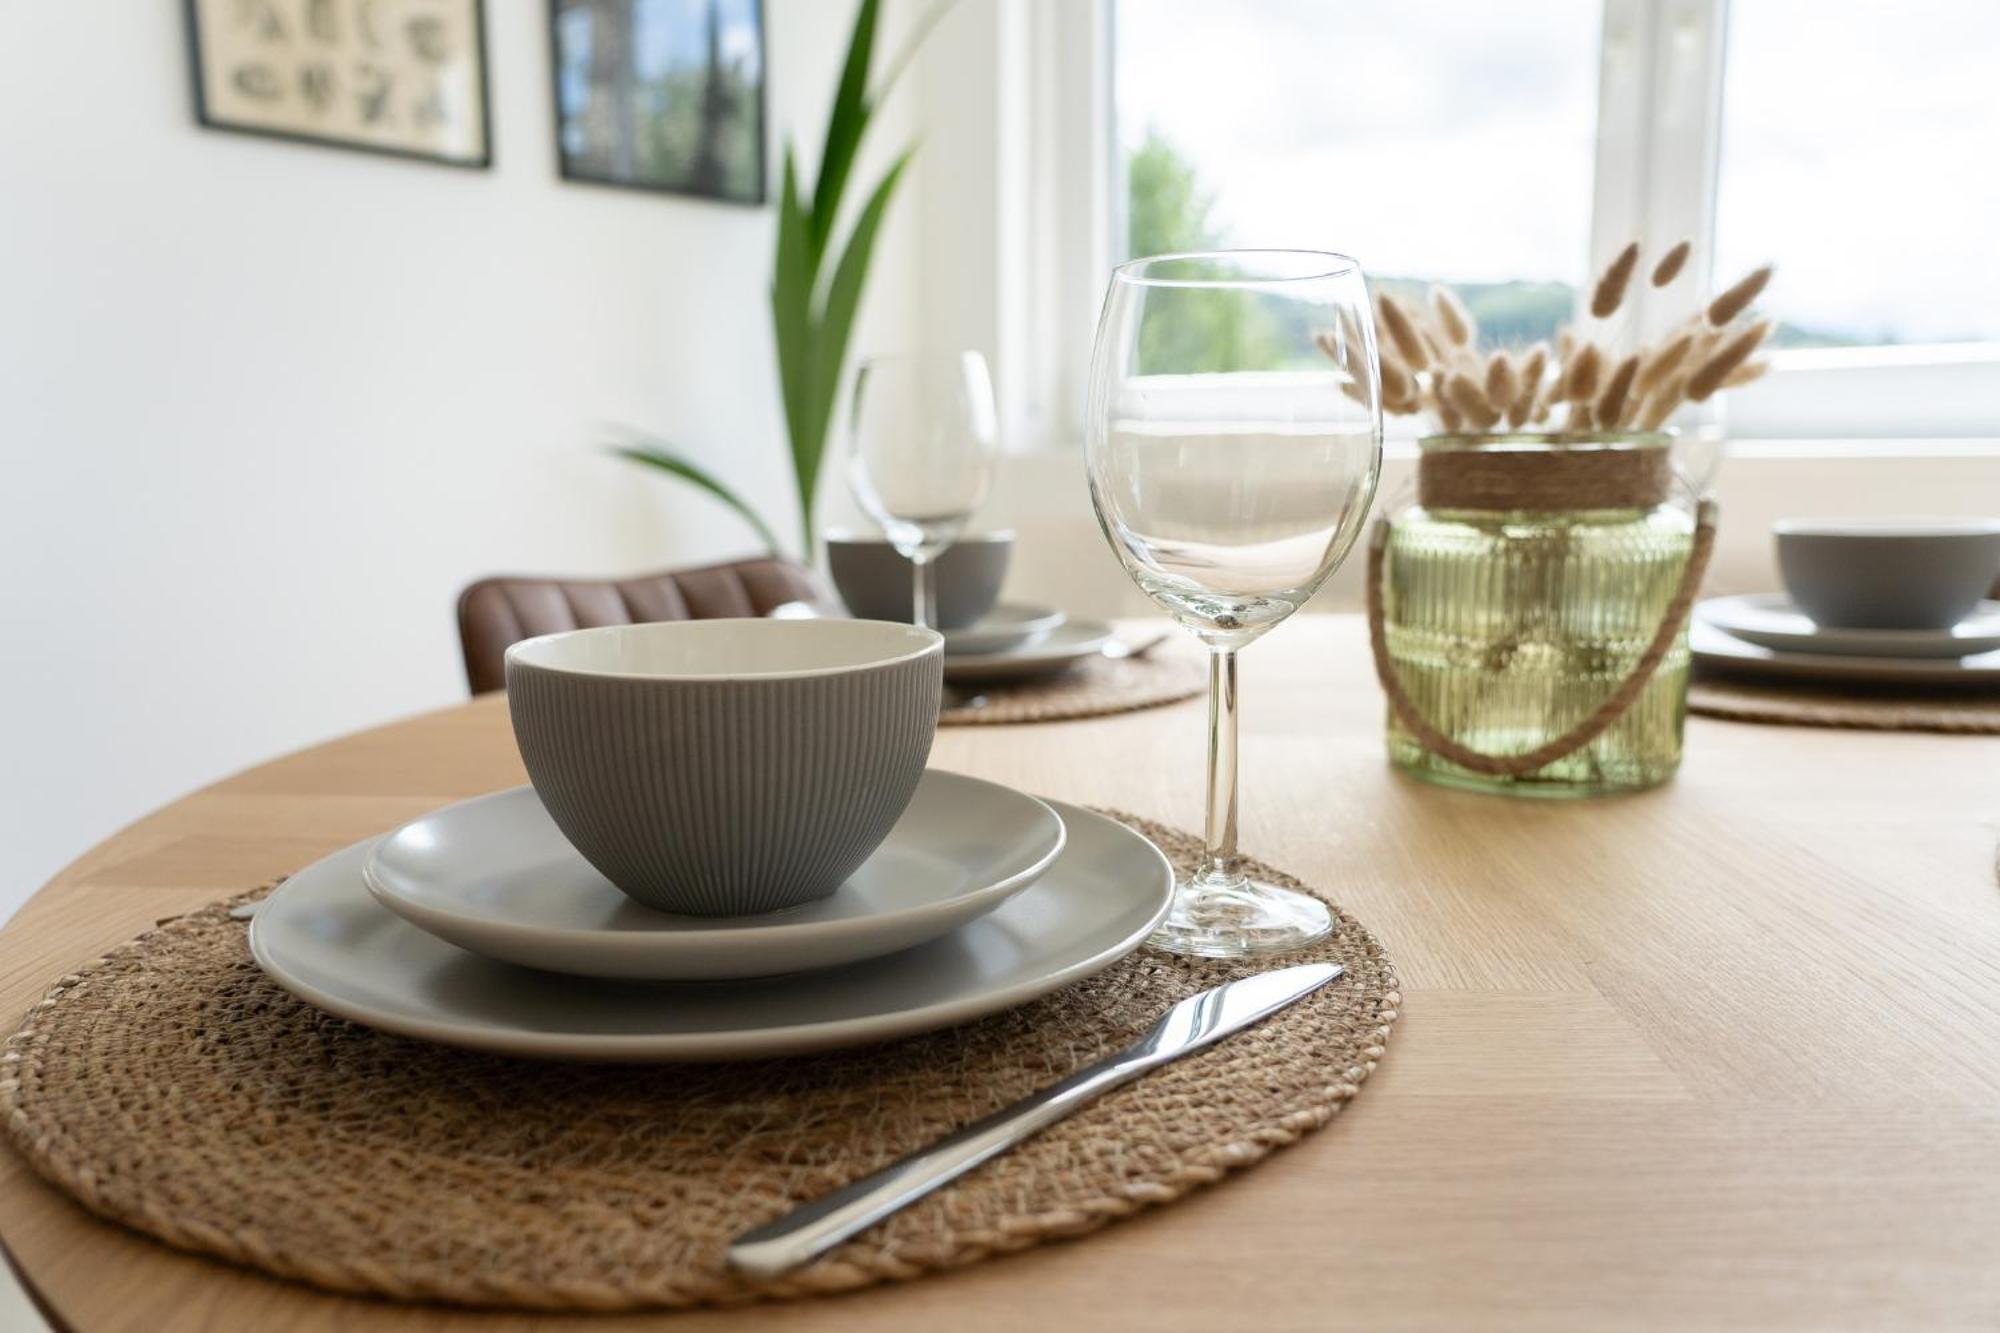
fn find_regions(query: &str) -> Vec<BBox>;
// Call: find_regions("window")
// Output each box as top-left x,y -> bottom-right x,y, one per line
1715,1 -> 2000,349
1115,0 -> 1602,350
1079,0 -> 2000,441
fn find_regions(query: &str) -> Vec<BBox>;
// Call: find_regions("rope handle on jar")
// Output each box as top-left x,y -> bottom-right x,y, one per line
1364,498 -> 1719,779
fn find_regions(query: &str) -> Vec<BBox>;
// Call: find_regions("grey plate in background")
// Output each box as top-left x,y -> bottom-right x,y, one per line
1697,594 -> 2000,659
1691,620 -> 2000,686
364,772 -> 1065,981
250,800 -> 1173,1062
943,618 -> 1119,683
942,604 -> 1067,657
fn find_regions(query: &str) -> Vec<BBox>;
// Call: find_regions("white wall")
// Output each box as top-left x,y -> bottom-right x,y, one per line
0,1 -> 922,916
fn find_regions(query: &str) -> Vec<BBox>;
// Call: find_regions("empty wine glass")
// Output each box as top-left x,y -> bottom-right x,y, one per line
847,352 -> 999,630
1086,250 -> 1382,957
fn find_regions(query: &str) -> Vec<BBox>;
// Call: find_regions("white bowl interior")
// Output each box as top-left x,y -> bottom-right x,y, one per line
506,619 -> 940,680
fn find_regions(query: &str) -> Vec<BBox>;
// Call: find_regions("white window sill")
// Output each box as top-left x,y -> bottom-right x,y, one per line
1010,436 -> 2000,464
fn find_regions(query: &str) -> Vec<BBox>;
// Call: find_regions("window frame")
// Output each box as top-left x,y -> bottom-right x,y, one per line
1003,0 -> 1999,446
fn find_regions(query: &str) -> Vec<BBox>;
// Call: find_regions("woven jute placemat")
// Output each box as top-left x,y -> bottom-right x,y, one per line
0,814 -> 1396,1313
940,650 -> 1206,726
1688,676 -> 2000,734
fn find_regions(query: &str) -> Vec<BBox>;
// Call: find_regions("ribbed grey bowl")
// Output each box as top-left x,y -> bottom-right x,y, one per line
506,619 -> 942,916
826,531 -> 1013,629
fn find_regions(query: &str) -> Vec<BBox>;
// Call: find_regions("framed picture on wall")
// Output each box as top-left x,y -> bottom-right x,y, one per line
549,0 -> 766,205
183,0 -> 492,168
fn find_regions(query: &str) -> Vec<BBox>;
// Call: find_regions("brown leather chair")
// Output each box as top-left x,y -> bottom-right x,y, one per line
456,556 -> 824,695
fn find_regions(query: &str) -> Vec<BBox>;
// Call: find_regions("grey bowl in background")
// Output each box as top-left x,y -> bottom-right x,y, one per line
506,619 -> 942,916
1776,517 -> 2000,629
825,530 -> 1013,628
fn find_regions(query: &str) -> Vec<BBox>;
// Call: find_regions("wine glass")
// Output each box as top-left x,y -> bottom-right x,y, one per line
847,352 -> 999,629
1085,250 -> 1382,958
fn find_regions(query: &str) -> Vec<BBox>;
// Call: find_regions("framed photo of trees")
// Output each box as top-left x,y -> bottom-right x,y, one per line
549,0 -> 767,205
183,0 -> 491,168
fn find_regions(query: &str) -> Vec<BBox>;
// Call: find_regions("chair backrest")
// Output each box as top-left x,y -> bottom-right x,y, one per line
456,556 -> 823,694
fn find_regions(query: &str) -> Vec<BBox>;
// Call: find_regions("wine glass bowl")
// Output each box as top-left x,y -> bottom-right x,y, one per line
1086,250 -> 1382,956
847,352 -> 999,630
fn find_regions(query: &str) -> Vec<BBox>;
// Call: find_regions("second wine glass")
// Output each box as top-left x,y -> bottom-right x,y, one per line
847,352 -> 999,630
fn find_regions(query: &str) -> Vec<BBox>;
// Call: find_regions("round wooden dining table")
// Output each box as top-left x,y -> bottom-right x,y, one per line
2,616 -> 1996,1332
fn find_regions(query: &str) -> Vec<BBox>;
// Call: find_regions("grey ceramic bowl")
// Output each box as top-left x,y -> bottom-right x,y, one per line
506,619 -> 942,916
825,531 -> 1013,629
1776,518 -> 2000,629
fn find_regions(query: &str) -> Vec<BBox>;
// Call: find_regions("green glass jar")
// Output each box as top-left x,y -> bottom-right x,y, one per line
1368,432 -> 1714,797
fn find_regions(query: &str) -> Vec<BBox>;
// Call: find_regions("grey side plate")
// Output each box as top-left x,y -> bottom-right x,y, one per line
942,604 -> 1067,657
363,772 -> 1065,981
1697,593 -> 2000,659
249,800 -> 1173,1063
943,618 -> 1118,683
1691,620 -> 2000,686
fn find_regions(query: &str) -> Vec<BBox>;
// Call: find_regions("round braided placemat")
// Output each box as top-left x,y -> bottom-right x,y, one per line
1688,677 -> 2000,734
940,650 -> 1205,726
0,814 -> 1396,1313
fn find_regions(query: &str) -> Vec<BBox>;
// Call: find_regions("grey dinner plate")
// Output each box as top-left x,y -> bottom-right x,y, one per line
1696,593 -> 2000,659
942,617 -> 1118,683
363,772 -> 1065,981
249,799 -> 1173,1062
1691,620 -> 2000,686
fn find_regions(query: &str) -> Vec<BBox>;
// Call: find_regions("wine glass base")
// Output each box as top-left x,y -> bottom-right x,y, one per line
1146,876 -> 1332,959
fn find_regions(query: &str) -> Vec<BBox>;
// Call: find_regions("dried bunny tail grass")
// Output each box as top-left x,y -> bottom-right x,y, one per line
1446,373 -> 1501,431
1419,324 -> 1450,366
1687,318 -> 1773,401
1596,355 -> 1641,429
1532,387 -> 1555,424
1707,265 -> 1773,327
1510,345 -> 1548,428
1376,294 -> 1430,371
1555,325 -> 1575,360
1379,355 -> 1414,403
1428,378 -> 1464,433
1635,331 -> 1693,397
1590,241 -> 1641,319
1651,240 -> 1692,288
1484,353 -> 1518,424
1381,359 -> 1423,416
1568,398 -> 1597,432
1566,342 -> 1604,402
1339,307 -> 1366,357
1430,286 -> 1475,347
1339,377 -> 1372,408
1722,359 -> 1770,389
1638,373 -> 1689,430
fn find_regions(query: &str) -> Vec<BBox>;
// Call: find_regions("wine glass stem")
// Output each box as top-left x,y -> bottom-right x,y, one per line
910,555 -> 939,631
1201,646 -> 1243,888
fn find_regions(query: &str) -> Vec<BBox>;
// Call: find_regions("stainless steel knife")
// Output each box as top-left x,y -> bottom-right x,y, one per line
728,961 -> 1343,1277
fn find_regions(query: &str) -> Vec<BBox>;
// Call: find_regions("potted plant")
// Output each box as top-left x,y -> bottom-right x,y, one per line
615,0 -> 953,559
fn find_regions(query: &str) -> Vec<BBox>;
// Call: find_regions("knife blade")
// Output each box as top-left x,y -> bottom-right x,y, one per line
728,961 -> 1343,1277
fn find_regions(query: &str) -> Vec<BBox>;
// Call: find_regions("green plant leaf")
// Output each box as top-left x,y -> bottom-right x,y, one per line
811,0 -> 880,251
771,151 -> 816,549
871,0 -> 956,104
804,149 -> 914,493
609,443 -> 783,556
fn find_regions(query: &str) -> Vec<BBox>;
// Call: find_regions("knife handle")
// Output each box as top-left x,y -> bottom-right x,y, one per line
728,1054 -> 1152,1278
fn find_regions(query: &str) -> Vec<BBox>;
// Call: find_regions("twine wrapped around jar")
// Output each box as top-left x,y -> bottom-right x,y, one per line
1414,434 -> 1676,512
1368,434 -> 1717,781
